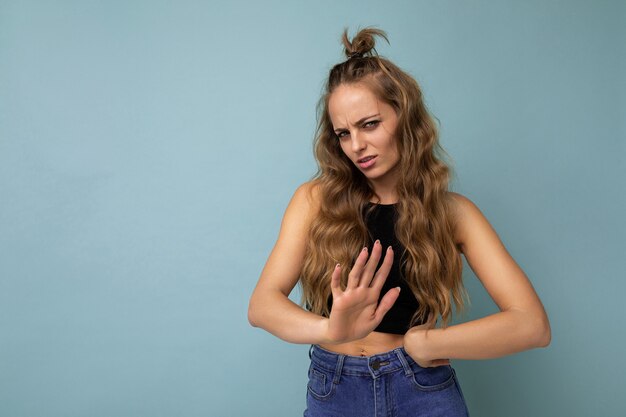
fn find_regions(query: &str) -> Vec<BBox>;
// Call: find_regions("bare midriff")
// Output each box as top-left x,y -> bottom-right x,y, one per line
318,331 -> 405,357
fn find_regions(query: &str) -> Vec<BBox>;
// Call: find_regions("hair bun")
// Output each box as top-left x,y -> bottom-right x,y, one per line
341,27 -> 389,59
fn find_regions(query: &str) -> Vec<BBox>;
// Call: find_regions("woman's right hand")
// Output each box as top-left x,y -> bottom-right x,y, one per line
323,240 -> 401,344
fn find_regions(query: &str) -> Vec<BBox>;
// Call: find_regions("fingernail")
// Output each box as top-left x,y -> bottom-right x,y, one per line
387,246 -> 393,252
375,239 -> 380,245
396,286 -> 401,292
362,247 -> 368,252
336,263 -> 341,269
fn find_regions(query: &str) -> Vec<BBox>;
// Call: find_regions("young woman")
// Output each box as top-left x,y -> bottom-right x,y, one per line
248,27 -> 551,417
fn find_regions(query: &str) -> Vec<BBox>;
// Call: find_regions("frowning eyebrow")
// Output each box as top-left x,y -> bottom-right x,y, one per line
333,114 -> 380,133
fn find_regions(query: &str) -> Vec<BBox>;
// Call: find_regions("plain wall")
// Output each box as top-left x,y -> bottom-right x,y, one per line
1,1 -> 624,416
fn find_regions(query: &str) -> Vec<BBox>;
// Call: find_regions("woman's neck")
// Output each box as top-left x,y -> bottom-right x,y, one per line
367,172 -> 399,205
370,187 -> 398,204
369,190 -> 398,205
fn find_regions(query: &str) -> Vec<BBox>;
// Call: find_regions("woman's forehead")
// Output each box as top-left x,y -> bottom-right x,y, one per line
328,85 -> 385,126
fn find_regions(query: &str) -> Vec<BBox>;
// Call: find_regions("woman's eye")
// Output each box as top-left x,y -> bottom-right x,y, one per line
335,121 -> 378,139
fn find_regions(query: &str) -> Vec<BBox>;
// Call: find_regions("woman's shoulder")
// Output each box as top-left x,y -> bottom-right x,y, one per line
445,191 -> 476,213
444,191 -> 484,247
287,180 -> 322,220
293,180 -> 322,206
294,179 -> 321,197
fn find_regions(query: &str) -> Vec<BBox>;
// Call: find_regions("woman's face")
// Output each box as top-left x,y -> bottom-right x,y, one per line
328,83 -> 401,192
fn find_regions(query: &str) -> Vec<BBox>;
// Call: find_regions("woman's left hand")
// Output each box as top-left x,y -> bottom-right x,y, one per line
403,314 -> 451,368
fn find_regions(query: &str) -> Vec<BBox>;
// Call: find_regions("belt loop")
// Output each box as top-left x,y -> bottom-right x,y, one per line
395,348 -> 413,377
333,354 -> 345,385
308,344 -> 314,359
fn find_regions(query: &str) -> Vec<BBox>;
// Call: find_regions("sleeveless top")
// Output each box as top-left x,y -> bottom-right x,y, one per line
325,202 -> 422,335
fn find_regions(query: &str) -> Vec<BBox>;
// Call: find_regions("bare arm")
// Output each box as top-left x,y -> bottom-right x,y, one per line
404,193 -> 551,363
248,181 -> 400,345
248,182 -> 329,344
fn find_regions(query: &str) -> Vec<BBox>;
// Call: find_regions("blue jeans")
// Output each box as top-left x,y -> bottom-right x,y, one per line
304,344 -> 470,417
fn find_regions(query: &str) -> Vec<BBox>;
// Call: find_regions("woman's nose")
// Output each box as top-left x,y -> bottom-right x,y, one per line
351,132 -> 366,152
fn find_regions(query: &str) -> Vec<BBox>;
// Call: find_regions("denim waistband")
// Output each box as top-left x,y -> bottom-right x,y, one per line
308,344 -> 417,379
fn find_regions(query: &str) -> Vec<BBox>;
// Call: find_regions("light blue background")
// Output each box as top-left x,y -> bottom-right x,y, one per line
1,1 -> 624,416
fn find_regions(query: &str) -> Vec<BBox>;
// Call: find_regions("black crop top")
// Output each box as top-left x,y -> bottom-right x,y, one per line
325,202 -> 422,335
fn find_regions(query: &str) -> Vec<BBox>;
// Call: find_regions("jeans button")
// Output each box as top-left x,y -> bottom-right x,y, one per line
371,360 -> 380,370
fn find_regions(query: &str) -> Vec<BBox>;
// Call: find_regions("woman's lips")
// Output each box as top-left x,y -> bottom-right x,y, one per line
358,156 -> 377,169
